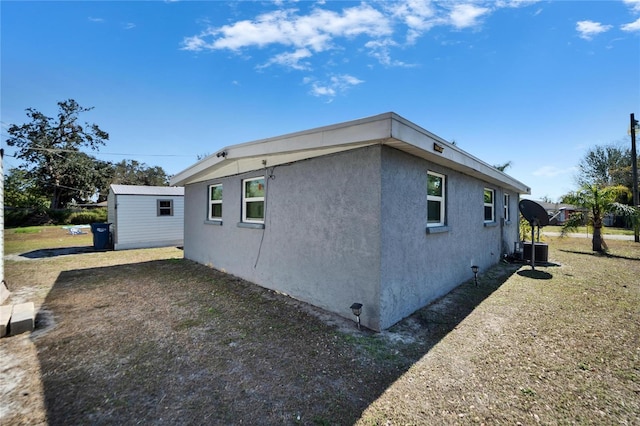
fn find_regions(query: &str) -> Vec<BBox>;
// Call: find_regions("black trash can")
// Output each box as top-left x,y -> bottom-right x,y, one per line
90,223 -> 112,250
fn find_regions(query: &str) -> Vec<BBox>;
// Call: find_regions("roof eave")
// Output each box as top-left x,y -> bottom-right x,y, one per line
170,112 -> 530,195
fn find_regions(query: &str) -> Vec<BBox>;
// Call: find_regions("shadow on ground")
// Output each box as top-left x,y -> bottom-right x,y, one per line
32,258 -> 521,425
559,248 -> 640,262
18,246 -> 97,259
517,269 -> 553,280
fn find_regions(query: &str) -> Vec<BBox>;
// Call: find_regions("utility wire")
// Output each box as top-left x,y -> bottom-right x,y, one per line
16,146 -> 195,157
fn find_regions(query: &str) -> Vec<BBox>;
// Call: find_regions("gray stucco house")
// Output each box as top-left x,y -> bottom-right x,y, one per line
170,112 -> 530,331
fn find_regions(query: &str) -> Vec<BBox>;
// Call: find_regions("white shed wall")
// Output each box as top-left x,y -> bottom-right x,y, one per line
110,194 -> 184,250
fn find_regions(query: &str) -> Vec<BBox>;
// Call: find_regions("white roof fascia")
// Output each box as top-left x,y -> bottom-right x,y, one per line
110,184 -> 184,196
388,114 -> 530,194
170,112 -> 530,195
170,113 -> 393,186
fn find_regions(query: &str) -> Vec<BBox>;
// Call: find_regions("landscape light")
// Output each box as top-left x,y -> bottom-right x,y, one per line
471,265 -> 479,286
350,303 -> 363,330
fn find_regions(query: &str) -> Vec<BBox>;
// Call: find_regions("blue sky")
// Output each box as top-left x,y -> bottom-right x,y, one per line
2,0 -> 639,201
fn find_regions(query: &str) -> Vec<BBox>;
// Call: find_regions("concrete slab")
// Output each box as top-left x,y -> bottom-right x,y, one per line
9,302 -> 35,336
0,281 -> 9,304
0,304 -> 12,337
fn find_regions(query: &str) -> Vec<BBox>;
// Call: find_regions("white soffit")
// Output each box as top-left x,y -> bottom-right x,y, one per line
170,112 -> 530,194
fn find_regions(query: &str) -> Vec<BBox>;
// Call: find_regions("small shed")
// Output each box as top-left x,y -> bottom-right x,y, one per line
107,184 -> 184,250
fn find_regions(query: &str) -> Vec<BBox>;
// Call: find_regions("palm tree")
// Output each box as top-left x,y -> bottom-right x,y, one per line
561,185 -> 632,252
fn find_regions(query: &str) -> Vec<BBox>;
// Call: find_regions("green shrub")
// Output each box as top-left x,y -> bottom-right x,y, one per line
5,209 -> 33,228
3,207 -> 108,227
67,208 -> 108,225
48,209 -> 72,224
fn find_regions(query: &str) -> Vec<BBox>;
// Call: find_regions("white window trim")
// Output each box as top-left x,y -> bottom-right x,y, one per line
157,199 -> 173,217
504,193 -> 510,222
484,188 -> 495,223
427,171 -> 446,227
208,184 -> 222,221
242,176 -> 265,224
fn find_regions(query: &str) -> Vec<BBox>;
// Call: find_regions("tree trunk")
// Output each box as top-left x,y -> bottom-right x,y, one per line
592,225 -> 603,252
50,187 -> 60,210
592,200 -> 603,252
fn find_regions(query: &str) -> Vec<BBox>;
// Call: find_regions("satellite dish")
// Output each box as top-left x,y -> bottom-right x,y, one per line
518,199 -> 549,270
519,199 -> 549,227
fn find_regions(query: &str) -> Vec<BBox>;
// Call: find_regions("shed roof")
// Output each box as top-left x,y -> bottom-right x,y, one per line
109,184 -> 184,196
170,112 -> 530,194
536,201 -> 581,211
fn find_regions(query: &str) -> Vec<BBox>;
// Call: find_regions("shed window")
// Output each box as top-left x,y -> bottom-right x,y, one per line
504,193 -> 510,222
209,184 -> 223,220
427,171 -> 445,227
158,199 -> 173,216
242,177 -> 265,223
484,188 -> 495,223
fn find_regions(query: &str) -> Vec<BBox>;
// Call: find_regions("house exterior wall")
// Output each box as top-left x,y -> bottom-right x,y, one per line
109,194 -> 184,250
183,145 -> 521,331
184,146 -> 383,329
379,146 -> 519,329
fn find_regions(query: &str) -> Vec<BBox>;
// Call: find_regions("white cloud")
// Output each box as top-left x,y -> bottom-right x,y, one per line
623,0 -> 640,13
181,1 -> 511,71
88,17 -> 104,23
180,1 -> 546,99
183,4 -> 391,54
495,0 -> 540,8
621,17 -> 640,32
364,39 -> 414,67
576,20 -> 612,40
449,4 -> 490,29
182,35 -> 208,51
123,22 -> 136,30
307,74 -> 364,100
386,0 -> 441,44
259,48 -> 313,70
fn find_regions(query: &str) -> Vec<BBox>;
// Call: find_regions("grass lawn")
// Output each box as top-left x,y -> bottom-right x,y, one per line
2,226 -> 639,425
544,225 -> 635,236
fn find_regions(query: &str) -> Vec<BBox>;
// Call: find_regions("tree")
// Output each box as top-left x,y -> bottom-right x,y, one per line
493,161 -> 512,172
95,160 -> 169,201
4,167 -> 49,210
576,144 -> 632,189
111,159 -> 169,186
561,184 -> 632,252
6,99 -> 109,208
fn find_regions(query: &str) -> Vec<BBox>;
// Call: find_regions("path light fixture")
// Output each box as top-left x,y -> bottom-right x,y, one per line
350,303 -> 363,330
471,265 -> 479,286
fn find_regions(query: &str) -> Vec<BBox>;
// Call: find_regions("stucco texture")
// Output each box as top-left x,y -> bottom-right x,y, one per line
183,145 -> 519,331
379,147 -> 517,328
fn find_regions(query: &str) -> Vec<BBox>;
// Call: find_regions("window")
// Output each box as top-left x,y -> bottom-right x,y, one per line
242,177 -> 265,223
427,171 -> 445,227
504,193 -> 510,222
484,188 -> 495,222
208,184 -> 223,221
157,199 -> 173,216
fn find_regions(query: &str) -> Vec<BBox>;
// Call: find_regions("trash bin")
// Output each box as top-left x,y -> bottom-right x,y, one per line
90,223 -> 111,250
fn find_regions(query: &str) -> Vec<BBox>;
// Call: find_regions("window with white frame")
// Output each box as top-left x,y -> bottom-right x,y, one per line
484,188 -> 495,222
504,193 -> 510,222
208,184 -> 223,221
157,199 -> 173,216
427,171 -> 446,227
242,177 -> 265,223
